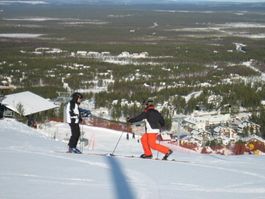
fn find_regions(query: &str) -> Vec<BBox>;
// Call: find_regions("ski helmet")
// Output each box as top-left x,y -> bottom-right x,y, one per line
71,92 -> 83,102
143,99 -> 154,106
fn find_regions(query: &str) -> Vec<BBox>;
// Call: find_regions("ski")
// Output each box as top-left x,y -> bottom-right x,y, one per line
52,150 -> 191,163
52,150 -> 107,156
107,153 -> 191,163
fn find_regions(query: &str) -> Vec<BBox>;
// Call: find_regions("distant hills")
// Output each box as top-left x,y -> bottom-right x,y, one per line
45,0 -> 265,3
44,0 -> 265,4
2,0 -> 265,5
2,0 -> 264,12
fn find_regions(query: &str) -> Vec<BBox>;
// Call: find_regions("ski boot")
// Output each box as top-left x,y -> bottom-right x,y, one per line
68,147 -> 82,154
162,149 -> 173,160
140,154 -> 153,159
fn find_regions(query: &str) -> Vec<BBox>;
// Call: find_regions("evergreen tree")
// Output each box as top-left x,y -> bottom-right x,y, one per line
251,107 -> 265,139
172,96 -> 186,114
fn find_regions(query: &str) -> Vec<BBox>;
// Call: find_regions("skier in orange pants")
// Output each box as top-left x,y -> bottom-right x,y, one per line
141,133 -> 169,157
127,99 -> 172,160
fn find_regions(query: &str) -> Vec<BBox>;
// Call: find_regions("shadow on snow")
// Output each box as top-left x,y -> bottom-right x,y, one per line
106,156 -> 135,199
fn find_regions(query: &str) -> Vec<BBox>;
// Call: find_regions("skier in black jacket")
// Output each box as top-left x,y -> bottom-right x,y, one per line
127,99 -> 172,160
66,92 -> 83,154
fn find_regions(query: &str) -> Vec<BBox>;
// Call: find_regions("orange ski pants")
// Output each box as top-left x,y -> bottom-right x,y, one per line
141,133 -> 170,156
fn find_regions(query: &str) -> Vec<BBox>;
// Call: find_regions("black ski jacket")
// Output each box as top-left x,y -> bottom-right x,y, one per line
128,105 -> 165,133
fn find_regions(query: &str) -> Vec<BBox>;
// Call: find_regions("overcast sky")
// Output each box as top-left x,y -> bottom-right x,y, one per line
42,0 -> 265,2
78,0 -> 265,2
3,0 -> 265,4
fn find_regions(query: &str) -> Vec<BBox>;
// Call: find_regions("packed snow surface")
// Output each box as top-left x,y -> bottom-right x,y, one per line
1,118 -> 265,199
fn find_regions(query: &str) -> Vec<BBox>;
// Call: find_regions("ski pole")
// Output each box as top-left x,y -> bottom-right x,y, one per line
156,135 -> 160,159
110,131 -> 124,156
80,124 -> 84,153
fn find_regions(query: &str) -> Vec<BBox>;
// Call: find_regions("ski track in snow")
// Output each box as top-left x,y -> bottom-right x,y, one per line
2,145 -> 164,199
125,168 -> 162,199
1,119 -> 265,199
1,146 -> 110,169
110,155 -> 265,197
190,162 -> 265,180
169,182 -> 265,194
3,144 -> 265,181
118,155 -> 265,180
0,173 -> 95,186
7,144 -> 265,196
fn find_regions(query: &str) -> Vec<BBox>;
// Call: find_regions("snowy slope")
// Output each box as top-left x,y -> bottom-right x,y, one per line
1,119 -> 265,199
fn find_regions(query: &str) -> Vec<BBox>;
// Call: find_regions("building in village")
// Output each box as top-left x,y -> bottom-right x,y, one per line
0,91 -> 58,127
176,110 -> 263,148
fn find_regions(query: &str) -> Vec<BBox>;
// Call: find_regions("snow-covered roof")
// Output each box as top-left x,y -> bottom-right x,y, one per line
1,91 -> 58,116
244,135 -> 265,143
